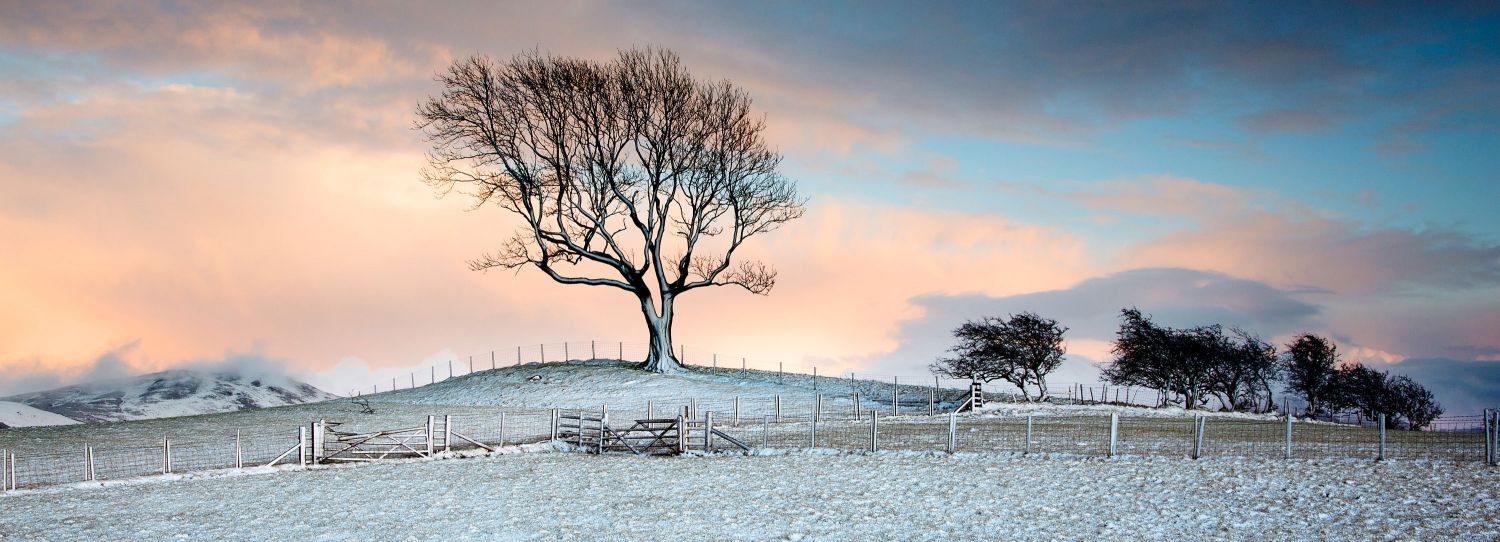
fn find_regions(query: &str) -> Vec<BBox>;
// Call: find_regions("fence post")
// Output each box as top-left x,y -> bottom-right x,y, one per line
443,415 -> 453,452
869,410 -> 879,452
1108,414 -> 1118,458
235,429 -> 243,469
714,354 -> 718,368
677,415 -> 687,454
929,388 -> 935,416
705,411 -> 714,451
565,343 -> 570,362
778,362 -> 783,384
426,415 -> 436,456
82,446 -> 91,482
550,409 -> 559,441
1025,416 -> 1033,454
1191,416 -> 1205,459
492,350 -> 496,370
853,392 -> 861,420
295,428 -> 305,467
690,398 -> 698,420
1377,414 -> 1386,461
1284,411 -> 1296,459
647,399 -> 655,419
600,405 -> 608,454
2,450 -> 8,491
775,395 -> 782,423
892,376 -> 899,415
741,357 -> 746,374
5,450 -> 13,491
163,437 -> 173,474
1492,410 -> 1499,466
734,396 -> 741,426
592,341 -> 597,360
762,415 -> 770,448
1488,410 -> 1496,465
811,394 -> 820,447
947,412 -> 957,453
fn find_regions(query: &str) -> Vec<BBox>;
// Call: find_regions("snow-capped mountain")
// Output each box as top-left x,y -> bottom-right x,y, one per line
2,370 -> 338,423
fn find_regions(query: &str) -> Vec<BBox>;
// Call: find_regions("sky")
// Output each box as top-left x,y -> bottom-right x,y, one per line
2,1 -> 1499,412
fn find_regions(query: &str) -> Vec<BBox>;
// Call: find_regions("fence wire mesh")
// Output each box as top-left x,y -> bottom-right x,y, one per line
1,396 -> 1494,492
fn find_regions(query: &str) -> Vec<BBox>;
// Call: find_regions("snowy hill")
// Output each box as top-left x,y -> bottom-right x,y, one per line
2,370 -> 338,423
0,400 -> 81,428
369,359 -> 962,409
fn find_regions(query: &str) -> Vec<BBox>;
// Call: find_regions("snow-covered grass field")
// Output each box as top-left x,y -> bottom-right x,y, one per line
2,451 -> 1496,541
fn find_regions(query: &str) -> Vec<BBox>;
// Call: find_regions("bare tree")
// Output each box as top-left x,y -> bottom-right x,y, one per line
417,48 -> 804,373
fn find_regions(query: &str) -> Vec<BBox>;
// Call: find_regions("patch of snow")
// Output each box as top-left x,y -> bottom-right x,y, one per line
0,401 -> 80,428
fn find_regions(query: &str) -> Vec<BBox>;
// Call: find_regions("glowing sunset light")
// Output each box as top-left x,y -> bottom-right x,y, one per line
2,2 -> 1498,413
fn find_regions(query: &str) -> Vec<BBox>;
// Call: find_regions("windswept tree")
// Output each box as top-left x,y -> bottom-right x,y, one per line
417,49 -> 804,373
1209,329 -> 1281,412
1387,375 -> 1444,430
1283,333 -> 1339,416
931,312 -> 1067,401
1103,308 -> 1217,410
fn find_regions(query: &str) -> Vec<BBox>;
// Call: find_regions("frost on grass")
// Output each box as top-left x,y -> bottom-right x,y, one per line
2,453 -> 1495,541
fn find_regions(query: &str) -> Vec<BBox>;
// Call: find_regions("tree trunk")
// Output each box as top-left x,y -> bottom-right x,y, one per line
639,296 -> 682,373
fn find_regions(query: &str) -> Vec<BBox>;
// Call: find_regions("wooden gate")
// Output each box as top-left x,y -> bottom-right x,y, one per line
556,410 -> 749,456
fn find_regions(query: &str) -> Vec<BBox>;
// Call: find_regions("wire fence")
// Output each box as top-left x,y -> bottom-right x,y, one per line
3,393 -> 1495,493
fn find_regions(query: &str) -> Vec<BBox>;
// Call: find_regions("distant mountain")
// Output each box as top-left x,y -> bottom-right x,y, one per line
2,370 -> 338,423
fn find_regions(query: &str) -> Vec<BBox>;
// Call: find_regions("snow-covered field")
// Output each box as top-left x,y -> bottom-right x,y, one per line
2,451 -> 1495,541
0,402 -> 80,428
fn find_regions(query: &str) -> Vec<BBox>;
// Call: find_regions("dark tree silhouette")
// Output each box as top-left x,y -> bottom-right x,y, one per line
1102,308 -> 1217,410
1282,333 -> 1339,416
1388,375 -> 1443,430
931,312 -> 1067,401
1209,329 -> 1281,412
417,48 -> 804,373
